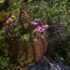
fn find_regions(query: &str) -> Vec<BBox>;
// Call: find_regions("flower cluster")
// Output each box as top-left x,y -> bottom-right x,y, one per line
20,20 -> 48,41
6,15 -> 16,23
31,21 -> 48,33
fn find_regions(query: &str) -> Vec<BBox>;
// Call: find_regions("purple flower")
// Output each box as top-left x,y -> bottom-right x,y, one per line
6,17 -> 14,23
39,28 -> 45,33
31,21 -> 38,25
35,26 -> 45,33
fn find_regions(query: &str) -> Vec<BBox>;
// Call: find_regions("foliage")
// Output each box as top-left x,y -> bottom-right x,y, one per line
20,34 -> 30,41
0,0 -> 70,69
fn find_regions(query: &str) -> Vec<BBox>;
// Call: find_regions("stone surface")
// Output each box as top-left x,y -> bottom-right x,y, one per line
27,56 -> 70,70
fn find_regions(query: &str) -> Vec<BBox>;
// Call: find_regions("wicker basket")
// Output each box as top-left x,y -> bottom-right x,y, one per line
18,37 -> 48,64
5,33 -> 48,65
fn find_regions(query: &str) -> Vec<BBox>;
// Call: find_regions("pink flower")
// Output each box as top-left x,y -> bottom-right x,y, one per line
31,21 -> 38,25
35,24 -> 48,33
6,17 -> 14,23
35,26 -> 45,33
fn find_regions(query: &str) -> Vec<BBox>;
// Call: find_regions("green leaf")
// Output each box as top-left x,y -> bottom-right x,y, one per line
20,34 -> 30,41
27,0 -> 33,3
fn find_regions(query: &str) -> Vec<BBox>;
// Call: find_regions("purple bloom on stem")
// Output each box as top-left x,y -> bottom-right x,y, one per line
6,17 -> 14,23
31,21 -> 38,25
